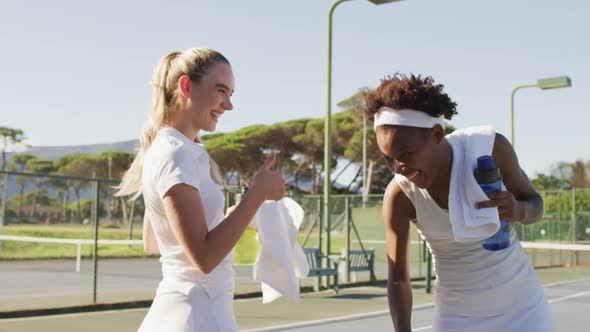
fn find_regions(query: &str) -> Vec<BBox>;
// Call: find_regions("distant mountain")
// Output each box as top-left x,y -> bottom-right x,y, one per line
6,139 -> 139,162
1,140 -> 141,202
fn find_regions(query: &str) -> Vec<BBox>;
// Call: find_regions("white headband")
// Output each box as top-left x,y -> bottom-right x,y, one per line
373,107 -> 444,130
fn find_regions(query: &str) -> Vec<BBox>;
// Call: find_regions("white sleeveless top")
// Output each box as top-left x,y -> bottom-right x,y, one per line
396,174 -> 554,331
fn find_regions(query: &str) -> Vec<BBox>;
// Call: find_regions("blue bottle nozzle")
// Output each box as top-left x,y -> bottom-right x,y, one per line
477,155 -> 495,171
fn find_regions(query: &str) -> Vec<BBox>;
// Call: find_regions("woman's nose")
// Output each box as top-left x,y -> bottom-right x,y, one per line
223,97 -> 233,111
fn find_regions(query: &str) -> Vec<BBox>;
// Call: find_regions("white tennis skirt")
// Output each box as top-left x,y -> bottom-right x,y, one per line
433,291 -> 555,332
138,283 -> 238,332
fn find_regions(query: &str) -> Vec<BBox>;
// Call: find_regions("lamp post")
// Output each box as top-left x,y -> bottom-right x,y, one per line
510,76 -> 571,148
324,0 -> 402,257
362,114 -> 367,207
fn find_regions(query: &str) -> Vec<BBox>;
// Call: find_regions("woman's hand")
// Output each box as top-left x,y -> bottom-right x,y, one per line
250,152 -> 285,201
476,191 -> 524,222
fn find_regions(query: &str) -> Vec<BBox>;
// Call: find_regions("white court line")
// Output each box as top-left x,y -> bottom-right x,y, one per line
4,279 -> 588,329
544,278 -> 590,305
543,278 -> 590,288
403,285 -> 590,332
548,290 -> 590,304
244,278 -> 590,331
242,303 -> 434,332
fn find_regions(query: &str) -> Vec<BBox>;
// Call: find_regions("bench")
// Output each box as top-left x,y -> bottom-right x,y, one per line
304,248 -> 340,292
342,248 -> 376,282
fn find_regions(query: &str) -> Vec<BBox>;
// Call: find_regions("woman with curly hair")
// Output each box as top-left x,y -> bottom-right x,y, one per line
364,74 -> 554,332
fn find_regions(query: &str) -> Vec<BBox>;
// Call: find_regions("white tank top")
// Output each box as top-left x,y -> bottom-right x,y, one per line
395,174 -> 545,317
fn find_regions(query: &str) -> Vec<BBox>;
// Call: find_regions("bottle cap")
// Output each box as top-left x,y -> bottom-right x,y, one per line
477,155 -> 495,171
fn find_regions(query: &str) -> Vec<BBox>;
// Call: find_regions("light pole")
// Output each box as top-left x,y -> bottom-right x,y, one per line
362,115 -> 367,207
324,0 -> 401,256
510,76 -> 571,148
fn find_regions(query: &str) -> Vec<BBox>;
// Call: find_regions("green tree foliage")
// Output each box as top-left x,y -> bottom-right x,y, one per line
292,119 -> 325,193
0,127 -> 26,171
532,174 -> 569,191
12,154 -> 35,216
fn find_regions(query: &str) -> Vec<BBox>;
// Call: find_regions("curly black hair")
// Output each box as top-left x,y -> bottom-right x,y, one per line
363,73 -> 458,122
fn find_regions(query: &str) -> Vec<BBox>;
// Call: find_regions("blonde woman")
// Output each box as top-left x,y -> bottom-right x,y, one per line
116,48 -> 285,331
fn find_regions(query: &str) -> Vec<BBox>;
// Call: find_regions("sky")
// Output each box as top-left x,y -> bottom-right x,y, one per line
1,0 -> 588,176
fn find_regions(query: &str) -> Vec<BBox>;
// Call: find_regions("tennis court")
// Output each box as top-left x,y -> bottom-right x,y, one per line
1,266 -> 588,332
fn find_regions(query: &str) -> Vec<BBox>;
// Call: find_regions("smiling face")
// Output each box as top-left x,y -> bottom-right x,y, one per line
183,61 -> 235,133
377,125 -> 445,189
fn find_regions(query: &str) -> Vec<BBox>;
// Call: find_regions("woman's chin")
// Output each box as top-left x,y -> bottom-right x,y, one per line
202,123 -> 217,133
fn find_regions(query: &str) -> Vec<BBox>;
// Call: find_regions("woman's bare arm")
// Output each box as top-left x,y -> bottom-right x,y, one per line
384,180 -> 416,332
162,154 -> 284,274
476,133 -> 543,224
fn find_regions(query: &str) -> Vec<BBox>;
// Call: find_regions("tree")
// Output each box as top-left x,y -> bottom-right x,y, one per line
531,173 -> 569,191
253,119 -> 309,190
205,134 -> 248,185
292,119 -> 325,193
0,127 -> 26,171
259,119 -> 309,167
25,158 -> 55,216
204,123 -> 307,188
97,151 -> 135,223
334,91 -> 390,195
204,126 -> 265,187
569,160 -> 588,188
12,154 -> 35,216
97,151 -> 135,179
53,155 -> 79,222
0,127 -> 26,227
55,155 -> 96,223
550,160 -> 589,188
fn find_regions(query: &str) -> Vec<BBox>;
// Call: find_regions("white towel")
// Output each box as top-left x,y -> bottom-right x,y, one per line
249,197 -> 310,303
446,126 -> 501,242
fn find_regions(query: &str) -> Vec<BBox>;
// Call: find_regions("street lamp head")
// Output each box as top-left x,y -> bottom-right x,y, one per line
537,76 -> 572,90
368,0 -> 402,4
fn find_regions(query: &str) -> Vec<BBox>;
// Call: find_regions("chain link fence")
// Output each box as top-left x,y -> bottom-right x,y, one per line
0,170 -> 588,312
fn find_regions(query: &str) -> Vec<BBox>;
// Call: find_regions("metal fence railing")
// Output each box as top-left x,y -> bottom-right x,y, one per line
0,170 -> 588,312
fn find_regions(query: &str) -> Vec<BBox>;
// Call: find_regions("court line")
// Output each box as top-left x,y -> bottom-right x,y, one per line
242,303 -> 435,332
548,290 -> 590,304
4,278 -> 588,328
405,283 -> 590,332
545,278 -> 590,304
543,278 -> 590,288
244,278 -> 590,331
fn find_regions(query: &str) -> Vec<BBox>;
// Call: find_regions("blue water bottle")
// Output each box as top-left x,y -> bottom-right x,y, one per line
475,155 -> 510,251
